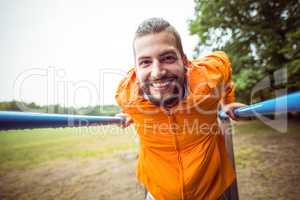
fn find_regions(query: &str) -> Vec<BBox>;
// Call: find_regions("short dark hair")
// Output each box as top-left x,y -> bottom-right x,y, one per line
134,18 -> 184,56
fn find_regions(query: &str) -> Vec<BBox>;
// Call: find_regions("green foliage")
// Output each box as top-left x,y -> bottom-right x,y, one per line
0,101 -> 22,111
189,0 -> 300,102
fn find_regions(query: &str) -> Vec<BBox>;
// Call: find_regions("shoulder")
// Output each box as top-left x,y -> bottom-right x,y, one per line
115,67 -> 136,90
115,67 -> 139,108
187,51 -> 232,88
191,51 -> 231,69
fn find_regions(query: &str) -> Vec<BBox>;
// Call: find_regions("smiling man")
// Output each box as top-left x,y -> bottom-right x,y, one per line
134,30 -> 187,108
115,18 -> 245,200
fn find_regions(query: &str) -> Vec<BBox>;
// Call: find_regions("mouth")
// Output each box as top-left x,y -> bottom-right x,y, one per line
149,78 -> 175,92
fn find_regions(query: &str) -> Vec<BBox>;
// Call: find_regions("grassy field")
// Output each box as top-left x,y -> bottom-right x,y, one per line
0,126 -> 143,200
0,119 -> 299,199
0,126 -> 138,176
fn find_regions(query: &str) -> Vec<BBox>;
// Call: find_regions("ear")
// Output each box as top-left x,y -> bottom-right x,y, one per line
182,54 -> 188,66
182,54 -> 188,72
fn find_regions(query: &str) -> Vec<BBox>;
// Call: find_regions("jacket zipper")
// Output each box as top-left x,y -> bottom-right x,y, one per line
166,109 -> 185,200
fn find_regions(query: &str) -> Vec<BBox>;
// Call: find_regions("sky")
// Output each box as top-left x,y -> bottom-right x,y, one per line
0,0 -> 199,107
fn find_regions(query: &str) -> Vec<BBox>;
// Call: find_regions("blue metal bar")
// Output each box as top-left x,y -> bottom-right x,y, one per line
1,91 -> 300,130
219,91 -> 300,119
0,111 -> 124,130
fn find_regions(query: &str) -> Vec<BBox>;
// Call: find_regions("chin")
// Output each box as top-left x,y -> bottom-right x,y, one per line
150,92 -> 175,105
151,92 -> 170,101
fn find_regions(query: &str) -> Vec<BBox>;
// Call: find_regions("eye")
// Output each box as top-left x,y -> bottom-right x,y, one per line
139,60 -> 152,67
161,55 -> 177,64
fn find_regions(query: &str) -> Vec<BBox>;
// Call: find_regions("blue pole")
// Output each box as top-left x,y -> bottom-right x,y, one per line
0,111 -> 124,130
1,91 -> 300,130
219,91 -> 300,119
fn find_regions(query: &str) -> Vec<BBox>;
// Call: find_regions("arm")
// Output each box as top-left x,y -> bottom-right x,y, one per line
208,51 -> 247,120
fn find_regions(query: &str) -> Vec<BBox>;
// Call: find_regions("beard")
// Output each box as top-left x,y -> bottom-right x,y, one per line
139,74 -> 186,108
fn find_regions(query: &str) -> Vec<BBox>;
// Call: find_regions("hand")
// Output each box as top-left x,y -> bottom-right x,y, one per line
115,112 -> 133,128
223,102 -> 247,120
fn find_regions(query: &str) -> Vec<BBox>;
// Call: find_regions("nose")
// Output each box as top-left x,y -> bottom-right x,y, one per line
151,60 -> 166,80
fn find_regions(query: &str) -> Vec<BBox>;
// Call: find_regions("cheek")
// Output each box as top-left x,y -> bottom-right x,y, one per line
136,68 -> 150,83
166,65 -> 185,77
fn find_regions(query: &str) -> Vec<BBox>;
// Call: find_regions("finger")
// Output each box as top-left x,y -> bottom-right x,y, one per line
115,113 -> 127,128
124,118 -> 133,128
115,113 -> 132,128
234,103 -> 248,109
226,109 -> 238,121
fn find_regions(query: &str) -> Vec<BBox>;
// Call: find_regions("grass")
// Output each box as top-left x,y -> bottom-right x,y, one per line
232,119 -> 299,168
231,119 -> 300,200
0,125 -> 138,175
233,118 -> 299,135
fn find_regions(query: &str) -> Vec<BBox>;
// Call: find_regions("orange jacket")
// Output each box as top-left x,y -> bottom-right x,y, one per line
115,51 -> 236,200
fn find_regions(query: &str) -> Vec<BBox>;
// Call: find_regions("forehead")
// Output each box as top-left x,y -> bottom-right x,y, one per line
134,32 -> 178,59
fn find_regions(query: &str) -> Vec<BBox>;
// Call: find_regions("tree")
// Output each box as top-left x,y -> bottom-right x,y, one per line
189,0 -> 300,103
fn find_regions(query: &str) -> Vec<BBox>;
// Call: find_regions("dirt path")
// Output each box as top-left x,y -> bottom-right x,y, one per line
0,151 -> 144,200
233,121 -> 300,200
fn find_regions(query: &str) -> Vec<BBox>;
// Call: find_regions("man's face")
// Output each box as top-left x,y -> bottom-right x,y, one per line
134,31 -> 187,107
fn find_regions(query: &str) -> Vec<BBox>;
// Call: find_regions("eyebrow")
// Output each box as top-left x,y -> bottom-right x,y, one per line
137,50 -> 178,61
159,50 -> 177,58
137,49 -> 177,61
137,56 -> 151,61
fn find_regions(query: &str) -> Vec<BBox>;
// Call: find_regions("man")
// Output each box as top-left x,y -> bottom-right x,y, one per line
115,18 -> 246,200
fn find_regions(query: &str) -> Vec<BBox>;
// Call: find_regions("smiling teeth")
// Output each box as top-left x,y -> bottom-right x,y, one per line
152,81 -> 169,87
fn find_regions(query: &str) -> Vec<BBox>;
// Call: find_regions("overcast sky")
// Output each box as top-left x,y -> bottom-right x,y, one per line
0,0 -> 199,107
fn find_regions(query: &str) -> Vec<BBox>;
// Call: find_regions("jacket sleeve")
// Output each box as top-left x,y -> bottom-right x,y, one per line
114,67 -> 137,113
115,76 -> 126,111
205,51 -> 236,104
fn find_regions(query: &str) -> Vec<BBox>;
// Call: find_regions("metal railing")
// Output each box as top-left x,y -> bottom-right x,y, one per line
0,111 -> 124,130
219,91 -> 300,119
1,91 -> 299,130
